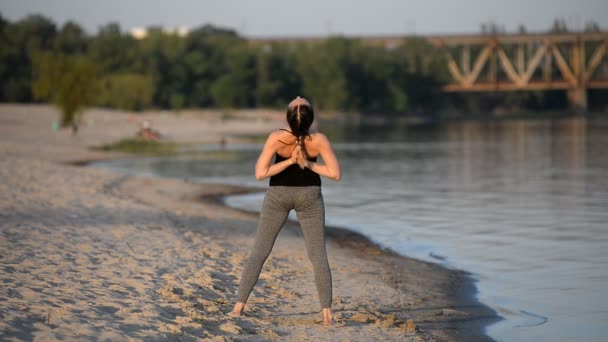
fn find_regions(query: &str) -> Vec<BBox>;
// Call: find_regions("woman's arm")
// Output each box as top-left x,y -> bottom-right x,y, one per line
303,134 -> 341,181
255,133 -> 295,181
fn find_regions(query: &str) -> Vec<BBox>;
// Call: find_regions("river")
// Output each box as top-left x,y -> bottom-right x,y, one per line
92,118 -> 608,341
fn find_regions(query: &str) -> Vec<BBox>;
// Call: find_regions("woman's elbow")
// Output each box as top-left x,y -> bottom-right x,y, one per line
255,169 -> 267,181
255,172 -> 266,181
331,171 -> 341,182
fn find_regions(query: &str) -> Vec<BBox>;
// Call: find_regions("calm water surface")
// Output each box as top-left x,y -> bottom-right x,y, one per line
93,118 -> 608,341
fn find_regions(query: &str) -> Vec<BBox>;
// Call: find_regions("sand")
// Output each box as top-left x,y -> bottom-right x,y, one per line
0,104 -> 497,341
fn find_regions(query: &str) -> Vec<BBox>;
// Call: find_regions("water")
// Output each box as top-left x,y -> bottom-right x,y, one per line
92,118 -> 608,341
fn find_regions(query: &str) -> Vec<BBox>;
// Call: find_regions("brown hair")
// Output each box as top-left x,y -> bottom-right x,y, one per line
285,102 -> 314,169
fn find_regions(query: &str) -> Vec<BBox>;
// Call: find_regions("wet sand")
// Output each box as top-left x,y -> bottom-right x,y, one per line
0,104 -> 497,341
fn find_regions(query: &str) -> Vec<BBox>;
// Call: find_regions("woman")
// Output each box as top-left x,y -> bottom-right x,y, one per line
232,96 -> 341,325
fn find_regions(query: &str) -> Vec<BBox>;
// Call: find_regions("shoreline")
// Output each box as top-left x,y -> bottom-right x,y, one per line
104,165 -> 499,341
1,104 -> 499,341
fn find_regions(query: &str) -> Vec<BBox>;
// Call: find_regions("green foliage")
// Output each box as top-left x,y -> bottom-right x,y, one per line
93,138 -> 176,154
136,28 -> 187,107
54,21 -> 88,54
0,15 -> 58,101
291,37 -> 444,114
211,45 -> 256,108
0,13 -> 455,114
182,26 -> 247,108
5,13 -> 601,116
96,73 -> 155,111
295,38 -> 350,111
169,93 -> 185,110
254,44 -> 302,107
88,22 -> 139,74
32,52 -> 97,131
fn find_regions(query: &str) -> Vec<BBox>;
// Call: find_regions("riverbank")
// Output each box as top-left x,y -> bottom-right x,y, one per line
0,104 -> 497,341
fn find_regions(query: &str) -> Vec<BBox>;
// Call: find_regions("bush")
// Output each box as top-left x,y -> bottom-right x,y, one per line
95,73 -> 155,111
92,138 -> 176,154
32,52 -> 97,134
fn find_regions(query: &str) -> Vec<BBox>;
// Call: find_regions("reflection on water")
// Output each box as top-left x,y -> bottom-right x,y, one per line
93,118 -> 608,342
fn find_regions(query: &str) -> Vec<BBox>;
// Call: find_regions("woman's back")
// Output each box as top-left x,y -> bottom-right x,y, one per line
272,130 -> 323,159
260,129 -> 340,182
269,152 -> 321,187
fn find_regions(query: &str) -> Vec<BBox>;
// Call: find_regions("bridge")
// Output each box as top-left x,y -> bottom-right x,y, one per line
250,32 -> 608,111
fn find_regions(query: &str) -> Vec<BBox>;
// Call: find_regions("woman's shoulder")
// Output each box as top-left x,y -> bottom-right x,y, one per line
308,131 -> 329,143
266,129 -> 330,146
305,132 -> 331,151
268,129 -> 294,141
265,129 -> 294,148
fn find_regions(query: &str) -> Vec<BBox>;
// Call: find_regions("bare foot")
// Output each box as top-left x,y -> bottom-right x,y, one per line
322,308 -> 333,325
232,302 -> 245,316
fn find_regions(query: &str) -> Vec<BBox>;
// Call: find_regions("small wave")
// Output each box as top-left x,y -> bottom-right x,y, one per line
429,252 -> 447,261
515,310 -> 548,328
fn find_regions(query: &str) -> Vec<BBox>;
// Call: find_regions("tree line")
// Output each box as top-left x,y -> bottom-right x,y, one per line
0,13 -> 605,127
0,13 -> 451,115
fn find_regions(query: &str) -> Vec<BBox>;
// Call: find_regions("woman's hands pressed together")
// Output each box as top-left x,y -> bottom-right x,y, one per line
291,145 -> 300,165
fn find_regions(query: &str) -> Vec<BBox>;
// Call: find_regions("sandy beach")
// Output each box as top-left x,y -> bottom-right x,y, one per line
0,104 -> 496,341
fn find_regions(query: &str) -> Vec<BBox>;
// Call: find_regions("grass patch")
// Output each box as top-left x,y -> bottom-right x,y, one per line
92,138 -> 177,155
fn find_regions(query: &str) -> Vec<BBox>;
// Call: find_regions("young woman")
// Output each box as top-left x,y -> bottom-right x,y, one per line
232,96 -> 341,325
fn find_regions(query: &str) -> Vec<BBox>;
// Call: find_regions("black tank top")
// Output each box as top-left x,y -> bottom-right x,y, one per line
269,153 -> 321,187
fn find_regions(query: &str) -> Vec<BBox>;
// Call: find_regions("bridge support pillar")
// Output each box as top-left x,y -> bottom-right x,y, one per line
567,88 -> 587,113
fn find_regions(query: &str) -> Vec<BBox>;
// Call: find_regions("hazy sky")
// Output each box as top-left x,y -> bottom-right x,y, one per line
2,0 -> 607,37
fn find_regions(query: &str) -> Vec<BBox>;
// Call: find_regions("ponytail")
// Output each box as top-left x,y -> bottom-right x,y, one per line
285,99 -> 314,169
296,136 -> 308,169
295,105 -> 309,169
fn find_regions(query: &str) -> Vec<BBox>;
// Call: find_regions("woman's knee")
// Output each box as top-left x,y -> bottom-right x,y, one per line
307,251 -> 330,269
247,249 -> 270,265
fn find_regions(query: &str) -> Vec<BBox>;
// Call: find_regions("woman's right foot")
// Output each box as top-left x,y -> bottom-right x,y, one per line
232,302 -> 245,316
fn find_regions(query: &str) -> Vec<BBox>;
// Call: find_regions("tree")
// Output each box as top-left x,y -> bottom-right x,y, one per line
88,22 -> 138,74
136,27 -> 186,108
392,38 -> 447,111
183,25 -> 245,108
95,73 -> 154,111
295,38 -> 352,111
211,45 -> 256,108
54,21 -> 88,54
1,14 -> 57,101
1,15 -> 457,115
254,44 -> 302,108
32,52 -> 97,134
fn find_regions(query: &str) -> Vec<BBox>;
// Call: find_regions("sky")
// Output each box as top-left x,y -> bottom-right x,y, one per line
1,0 -> 607,37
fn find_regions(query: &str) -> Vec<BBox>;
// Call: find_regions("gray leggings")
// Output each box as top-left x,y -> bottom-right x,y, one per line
236,186 -> 332,309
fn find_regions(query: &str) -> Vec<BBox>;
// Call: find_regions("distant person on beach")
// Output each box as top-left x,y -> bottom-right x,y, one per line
136,120 -> 162,141
232,96 -> 341,325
